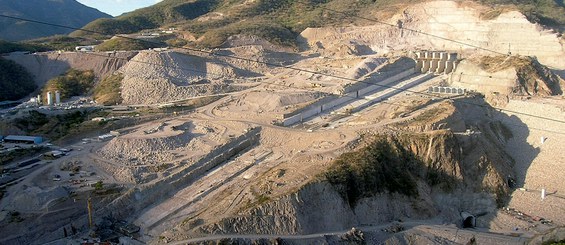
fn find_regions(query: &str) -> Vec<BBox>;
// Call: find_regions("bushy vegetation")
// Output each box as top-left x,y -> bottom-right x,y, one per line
0,146 -> 46,165
13,110 -> 103,142
26,36 -> 101,51
0,40 -> 49,54
96,37 -> 162,51
42,69 -> 95,102
0,57 -> 37,101
479,0 -> 565,29
94,74 -> 124,105
71,0 -> 220,38
325,135 -> 456,207
199,19 -> 298,47
71,0 -> 565,48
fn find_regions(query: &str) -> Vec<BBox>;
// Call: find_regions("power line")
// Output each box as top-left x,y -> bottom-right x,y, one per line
0,14 -> 564,126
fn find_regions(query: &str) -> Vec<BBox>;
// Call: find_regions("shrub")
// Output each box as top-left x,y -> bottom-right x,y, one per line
41,69 -> 95,102
325,137 -> 421,207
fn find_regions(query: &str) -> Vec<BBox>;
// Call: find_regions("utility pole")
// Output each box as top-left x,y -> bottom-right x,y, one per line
87,197 -> 93,228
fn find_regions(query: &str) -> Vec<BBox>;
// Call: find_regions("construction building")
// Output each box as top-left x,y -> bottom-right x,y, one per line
3,135 -> 43,144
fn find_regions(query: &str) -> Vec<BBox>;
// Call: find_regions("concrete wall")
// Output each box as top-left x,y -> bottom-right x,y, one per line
428,86 -> 467,95
358,69 -> 415,97
282,68 -> 416,126
413,51 -> 458,74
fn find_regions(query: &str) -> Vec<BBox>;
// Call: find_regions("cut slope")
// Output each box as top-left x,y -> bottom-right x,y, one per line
299,1 -> 565,69
5,51 -> 137,88
451,55 -> 565,96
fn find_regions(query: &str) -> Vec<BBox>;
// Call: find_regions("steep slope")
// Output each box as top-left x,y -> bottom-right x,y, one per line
5,51 -> 137,89
0,0 -> 111,41
71,0 -> 219,38
451,55 -> 565,98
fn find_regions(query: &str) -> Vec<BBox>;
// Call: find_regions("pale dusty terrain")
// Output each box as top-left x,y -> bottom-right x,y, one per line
1,1 -> 565,244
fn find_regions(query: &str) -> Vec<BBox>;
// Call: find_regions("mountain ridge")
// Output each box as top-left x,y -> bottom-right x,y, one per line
70,0 -> 565,48
0,0 -> 111,41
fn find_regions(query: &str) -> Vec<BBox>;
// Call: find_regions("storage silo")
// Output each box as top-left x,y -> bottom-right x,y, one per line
55,91 -> 61,104
47,91 -> 53,105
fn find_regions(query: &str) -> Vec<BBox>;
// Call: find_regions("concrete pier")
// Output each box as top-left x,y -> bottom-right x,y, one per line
413,51 -> 458,74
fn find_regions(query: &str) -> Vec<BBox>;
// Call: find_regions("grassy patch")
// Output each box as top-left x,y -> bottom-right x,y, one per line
96,37 -> 162,51
94,74 -> 124,105
0,40 -> 49,54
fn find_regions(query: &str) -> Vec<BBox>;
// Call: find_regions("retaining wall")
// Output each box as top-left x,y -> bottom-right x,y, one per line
282,69 -> 415,126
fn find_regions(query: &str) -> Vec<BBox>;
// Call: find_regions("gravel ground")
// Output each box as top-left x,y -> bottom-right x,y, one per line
499,98 -> 565,226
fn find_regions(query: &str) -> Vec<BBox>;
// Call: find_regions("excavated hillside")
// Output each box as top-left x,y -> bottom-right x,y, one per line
451,55 -> 564,97
2,1 -> 565,244
153,96 -> 522,244
298,1 -> 565,69
5,51 -> 137,88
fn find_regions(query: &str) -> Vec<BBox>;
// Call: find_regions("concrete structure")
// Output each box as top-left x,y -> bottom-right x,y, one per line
55,91 -> 61,104
428,86 -> 467,95
282,67 -> 438,126
46,91 -> 53,105
36,94 -> 42,105
414,51 -> 458,74
3,135 -> 43,144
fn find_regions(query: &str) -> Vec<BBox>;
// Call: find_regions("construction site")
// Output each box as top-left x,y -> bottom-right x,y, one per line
1,1 -> 565,244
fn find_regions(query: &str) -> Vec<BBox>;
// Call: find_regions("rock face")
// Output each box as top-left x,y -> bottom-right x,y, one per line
451,56 -> 565,97
5,51 -> 137,88
0,0 -> 111,41
298,1 -> 565,69
190,125 -> 514,237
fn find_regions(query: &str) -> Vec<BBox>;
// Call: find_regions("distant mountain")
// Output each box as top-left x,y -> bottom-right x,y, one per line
0,0 -> 111,41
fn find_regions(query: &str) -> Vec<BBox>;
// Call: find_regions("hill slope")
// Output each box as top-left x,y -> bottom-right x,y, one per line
0,57 -> 36,101
71,0 -> 565,48
0,0 -> 111,41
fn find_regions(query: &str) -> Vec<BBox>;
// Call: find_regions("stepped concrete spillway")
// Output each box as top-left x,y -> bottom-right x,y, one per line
282,53 -> 451,126
414,51 -> 458,74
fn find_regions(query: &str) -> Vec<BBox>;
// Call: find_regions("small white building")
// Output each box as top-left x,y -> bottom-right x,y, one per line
75,46 -> 95,52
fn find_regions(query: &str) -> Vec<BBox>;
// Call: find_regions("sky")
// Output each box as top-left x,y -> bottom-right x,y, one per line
77,0 -> 163,17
